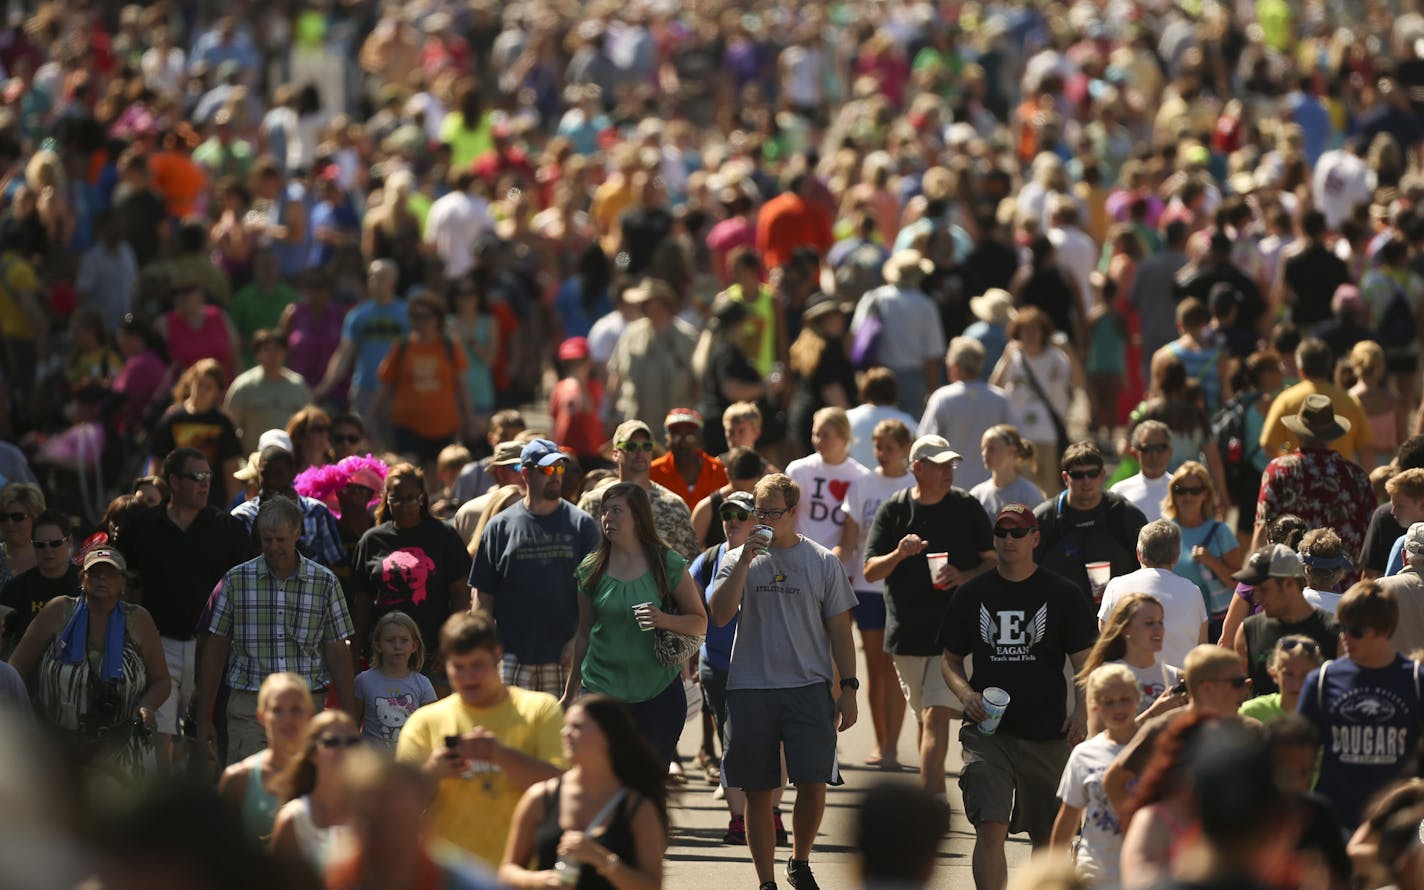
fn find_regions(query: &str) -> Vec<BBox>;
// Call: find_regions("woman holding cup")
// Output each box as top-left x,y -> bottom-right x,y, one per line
564,483 -> 708,764
1162,461 -> 1242,638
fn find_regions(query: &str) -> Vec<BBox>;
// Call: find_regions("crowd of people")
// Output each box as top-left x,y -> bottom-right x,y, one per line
12,0 -> 1424,889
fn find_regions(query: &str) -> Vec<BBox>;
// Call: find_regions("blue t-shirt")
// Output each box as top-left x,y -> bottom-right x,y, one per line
1387,535 -> 1406,577
1172,520 -> 1237,617
692,543 -> 736,673
354,668 -> 438,750
467,501 -> 601,664
1299,654 -> 1424,830
342,301 -> 409,395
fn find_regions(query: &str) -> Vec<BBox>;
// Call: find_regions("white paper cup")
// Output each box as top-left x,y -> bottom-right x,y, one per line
978,686 -> 1011,735
633,602 -> 655,631
1086,561 -> 1112,599
926,552 -> 949,589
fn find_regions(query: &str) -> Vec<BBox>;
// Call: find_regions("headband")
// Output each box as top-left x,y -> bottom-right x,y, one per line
1299,552 -> 1354,572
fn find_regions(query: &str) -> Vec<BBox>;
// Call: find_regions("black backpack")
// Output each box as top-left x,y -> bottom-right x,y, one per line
1376,276 -> 1417,355
1210,389 -> 1262,505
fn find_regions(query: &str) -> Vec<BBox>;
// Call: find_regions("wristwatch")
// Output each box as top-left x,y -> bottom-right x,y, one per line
839,678 -> 860,691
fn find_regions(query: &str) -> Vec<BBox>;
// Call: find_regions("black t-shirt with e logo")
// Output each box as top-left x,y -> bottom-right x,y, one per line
938,566 -> 1097,740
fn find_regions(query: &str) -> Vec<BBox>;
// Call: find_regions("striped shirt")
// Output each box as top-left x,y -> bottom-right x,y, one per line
209,554 -> 355,692
231,494 -> 346,567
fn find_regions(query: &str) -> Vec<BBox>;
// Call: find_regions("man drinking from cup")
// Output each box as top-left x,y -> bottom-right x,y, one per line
939,503 -> 1097,890
863,434 -> 995,803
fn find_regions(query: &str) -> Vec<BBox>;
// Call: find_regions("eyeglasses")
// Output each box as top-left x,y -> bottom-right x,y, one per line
32,538 -> 67,550
0,511 -> 29,523
754,507 -> 788,520
332,434 -> 362,445
1137,443 -> 1171,455
387,494 -> 425,505
994,526 -> 1033,539
178,471 -> 213,483
319,735 -> 362,749
617,441 -> 655,453
531,463 -> 566,476
1172,485 -> 1206,496
1341,625 -> 1372,640
1279,638 -> 1321,655
719,507 -> 751,522
1065,467 -> 1103,481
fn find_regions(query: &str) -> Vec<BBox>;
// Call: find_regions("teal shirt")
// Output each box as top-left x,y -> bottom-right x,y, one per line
578,550 -> 688,703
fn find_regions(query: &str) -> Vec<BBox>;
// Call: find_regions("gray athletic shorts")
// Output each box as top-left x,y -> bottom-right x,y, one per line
723,683 -> 842,790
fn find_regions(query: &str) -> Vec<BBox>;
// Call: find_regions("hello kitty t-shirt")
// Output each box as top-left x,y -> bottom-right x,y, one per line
786,453 -> 871,570
355,668 -> 439,750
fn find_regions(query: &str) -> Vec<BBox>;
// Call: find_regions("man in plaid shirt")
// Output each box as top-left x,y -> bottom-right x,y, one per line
197,496 -> 356,764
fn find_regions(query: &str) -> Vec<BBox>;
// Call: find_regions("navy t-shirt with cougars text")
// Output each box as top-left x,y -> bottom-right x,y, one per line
1298,654 -> 1424,831
938,567 -> 1097,740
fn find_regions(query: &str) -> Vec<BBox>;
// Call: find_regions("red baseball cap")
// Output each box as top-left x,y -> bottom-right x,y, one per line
994,504 -> 1038,530
557,337 -> 589,361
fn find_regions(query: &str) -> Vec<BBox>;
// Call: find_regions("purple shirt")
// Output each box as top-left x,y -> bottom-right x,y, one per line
286,301 -> 348,388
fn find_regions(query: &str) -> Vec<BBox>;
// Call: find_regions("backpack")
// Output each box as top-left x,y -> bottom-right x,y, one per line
1376,275 -> 1417,356
1210,388 -> 1261,505
834,241 -> 886,303
392,333 -> 457,378
696,543 -> 723,590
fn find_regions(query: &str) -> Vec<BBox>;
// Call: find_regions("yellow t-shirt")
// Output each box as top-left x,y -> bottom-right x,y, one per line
0,252 -> 40,338
1259,380 -> 1375,464
395,687 -> 565,865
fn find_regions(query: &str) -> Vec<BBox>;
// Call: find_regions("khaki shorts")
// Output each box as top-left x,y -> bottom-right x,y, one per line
958,724 -> 1070,841
893,654 -> 962,713
225,690 -> 264,766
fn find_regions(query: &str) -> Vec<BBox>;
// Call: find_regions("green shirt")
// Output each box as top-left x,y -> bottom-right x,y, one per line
725,283 -> 778,376
1238,692 -> 1285,723
229,282 -> 299,366
578,549 -> 688,703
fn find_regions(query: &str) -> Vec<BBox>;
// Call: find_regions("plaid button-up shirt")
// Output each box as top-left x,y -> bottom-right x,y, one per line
209,553 -> 355,692
231,494 -> 346,567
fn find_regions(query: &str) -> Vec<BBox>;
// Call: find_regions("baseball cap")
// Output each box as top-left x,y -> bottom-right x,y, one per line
520,438 -> 566,468
258,429 -> 294,454
557,337 -> 590,361
1406,522 -> 1424,557
83,547 -> 127,573
665,408 -> 703,430
490,440 -> 525,468
994,504 -> 1038,529
1232,544 -> 1305,585
725,490 -> 755,512
613,419 -> 653,445
909,435 -> 962,465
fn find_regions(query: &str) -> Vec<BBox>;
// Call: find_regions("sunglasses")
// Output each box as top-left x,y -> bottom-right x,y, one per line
32,538 -> 67,550
0,511 -> 29,523
719,507 -> 751,522
1137,443 -> 1171,455
332,434 -> 362,445
531,463 -> 566,476
754,507 -> 788,520
994,526 -> 1033,539
668,428 -> 701,440
1279,638 -> 1321,655
1172,485 -> 1206,496
178,471 -> 213,483
1065,467 -> 1103,481
1341,625 -> 1373,640
1213,675 -> 1251,688
319,736 -> 362,749
617,441 -> 655,453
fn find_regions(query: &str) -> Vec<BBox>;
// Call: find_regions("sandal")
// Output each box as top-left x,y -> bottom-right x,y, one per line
696,750 -> 721,784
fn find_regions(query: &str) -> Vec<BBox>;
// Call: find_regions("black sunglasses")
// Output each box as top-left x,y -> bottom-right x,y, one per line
994,526 -> 1033,539
1172,485 -> 1206,496
332,434 -> 362,445
0,511 -> 28,522
319,735 -> 362,749
32,538 -> 67,550
1279,638 -> 1321,655
1136,443 -> 1171,454
1341,625 -> 1372,640
719,507 -> 751,522
178,471 -> 213,482
1213,675 -> 1251,688
1065,467 -> 1103,481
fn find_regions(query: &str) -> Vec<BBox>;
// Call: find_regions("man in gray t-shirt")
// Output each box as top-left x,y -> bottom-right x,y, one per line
710,474 -> 859,890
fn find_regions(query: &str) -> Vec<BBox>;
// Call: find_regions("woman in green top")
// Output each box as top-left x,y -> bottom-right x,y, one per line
1239,635 -> 1323,723
565,482 -> 707,764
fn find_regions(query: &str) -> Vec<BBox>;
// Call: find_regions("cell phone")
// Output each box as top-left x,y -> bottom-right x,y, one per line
1171,680 -> 1188,696
444,734 -> 462,750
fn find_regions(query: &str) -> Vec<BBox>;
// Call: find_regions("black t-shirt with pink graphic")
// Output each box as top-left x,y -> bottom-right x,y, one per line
352,518 -> 472,657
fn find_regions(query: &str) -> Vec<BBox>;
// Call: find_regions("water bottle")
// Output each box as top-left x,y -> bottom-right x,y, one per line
554,858 -> 580,886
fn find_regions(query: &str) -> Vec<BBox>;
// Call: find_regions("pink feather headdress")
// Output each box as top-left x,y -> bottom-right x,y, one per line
294,454 -> 389,519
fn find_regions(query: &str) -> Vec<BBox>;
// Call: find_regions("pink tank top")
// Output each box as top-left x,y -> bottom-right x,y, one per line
165,306 -> 234,378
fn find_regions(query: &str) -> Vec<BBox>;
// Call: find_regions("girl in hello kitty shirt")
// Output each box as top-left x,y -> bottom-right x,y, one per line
353,611 -> 438,750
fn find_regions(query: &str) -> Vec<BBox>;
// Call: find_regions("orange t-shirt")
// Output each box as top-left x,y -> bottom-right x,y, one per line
149,151 -> 208,219
754,192 -> 832,273
378,337 -> 469,439
648,451 -> 729,510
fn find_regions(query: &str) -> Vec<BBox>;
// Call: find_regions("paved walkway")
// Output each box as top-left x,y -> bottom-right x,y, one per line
664,648 -> 1035,890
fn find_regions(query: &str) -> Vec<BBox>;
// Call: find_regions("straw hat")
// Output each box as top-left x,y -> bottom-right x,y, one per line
882,249 -> 934,285
969,288 -> 1015,325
